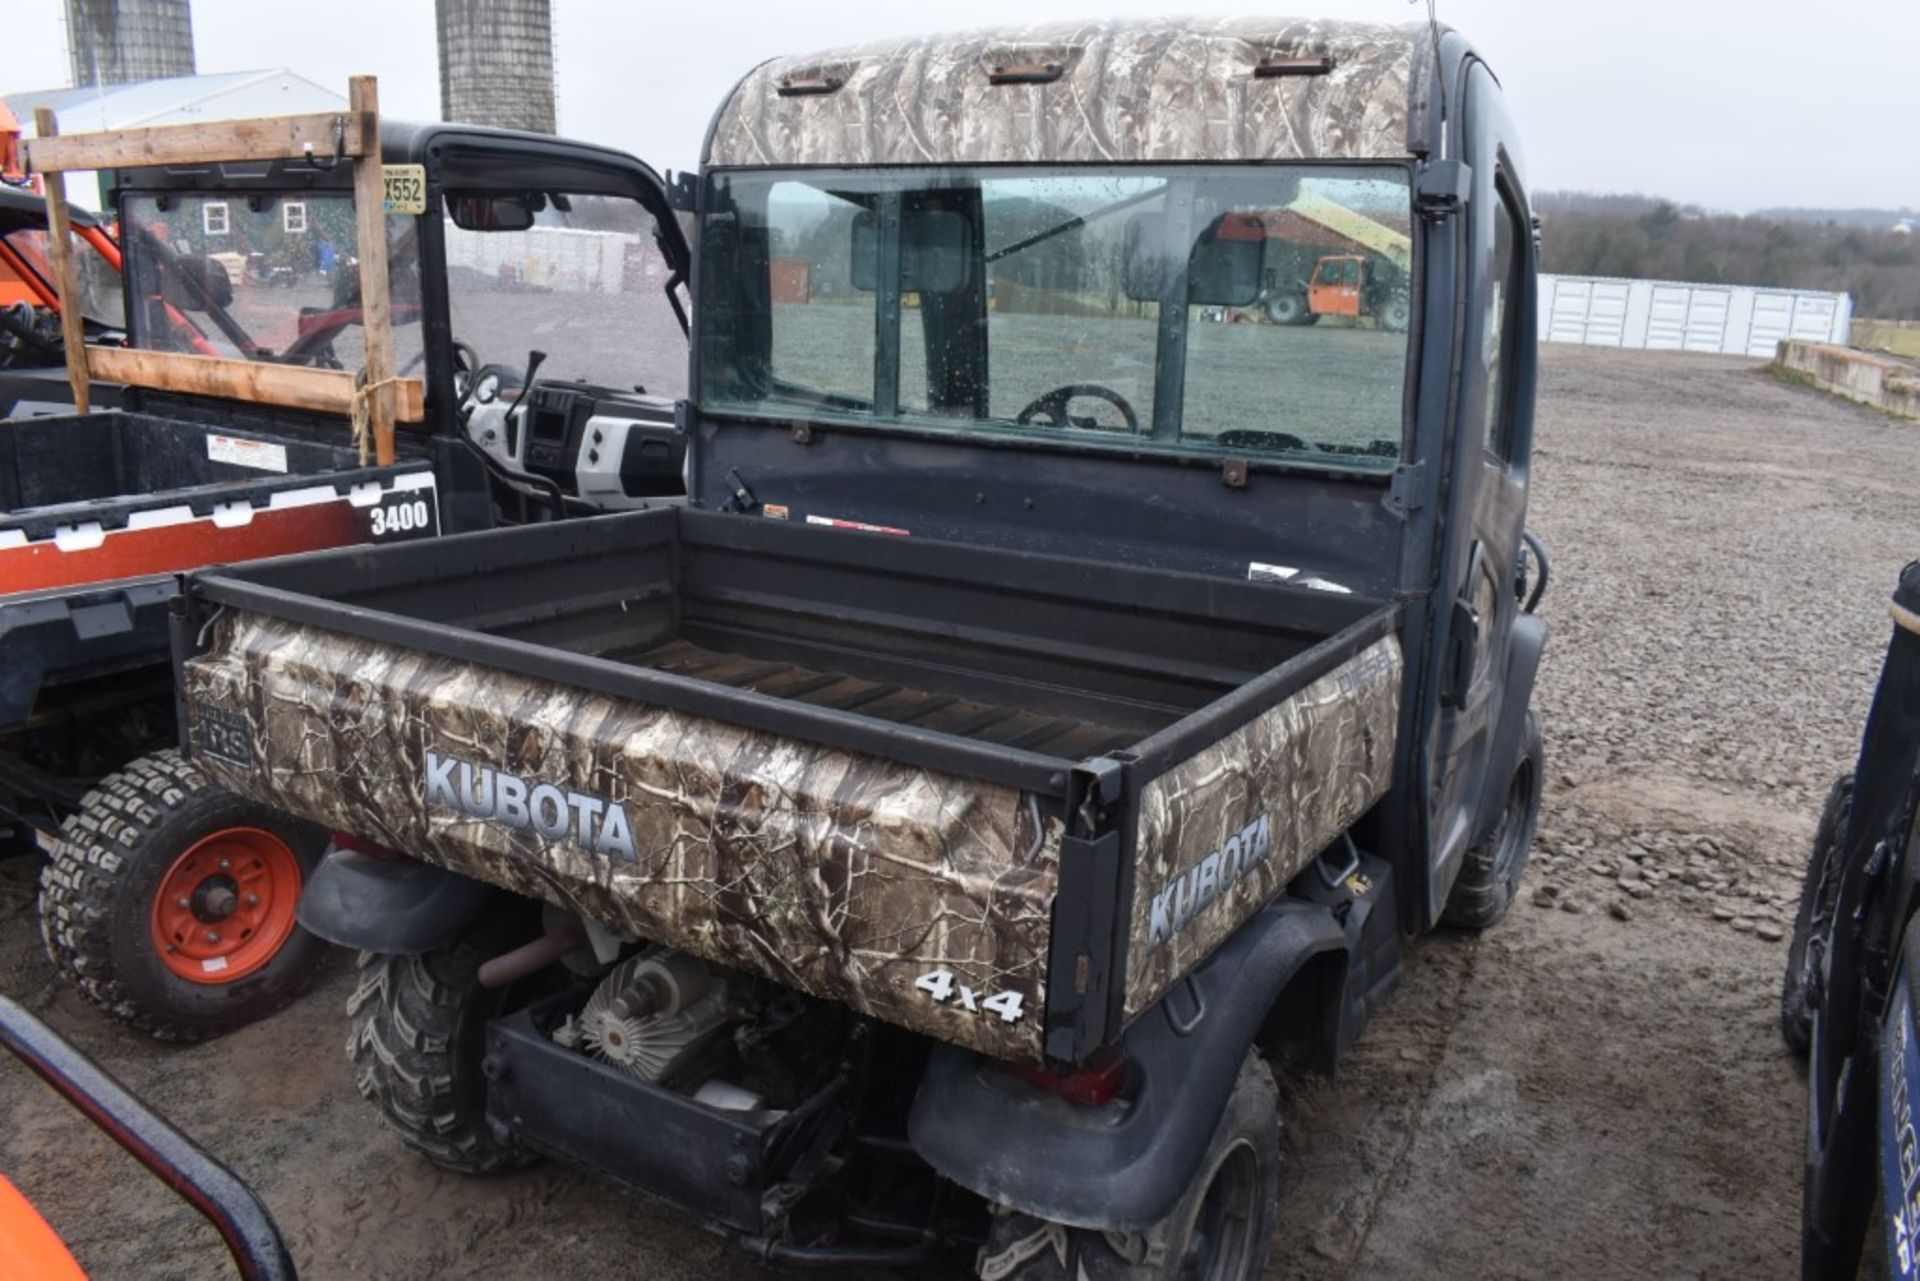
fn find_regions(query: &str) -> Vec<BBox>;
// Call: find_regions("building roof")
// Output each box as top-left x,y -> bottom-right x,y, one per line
5,70 -> 345,139
706,17 -> 1437,169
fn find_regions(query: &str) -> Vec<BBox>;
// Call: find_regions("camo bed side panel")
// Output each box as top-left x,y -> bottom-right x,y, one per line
182,612 -> 1060,1064
1124,635 -> 1403,1021
708,18 -> 1426,168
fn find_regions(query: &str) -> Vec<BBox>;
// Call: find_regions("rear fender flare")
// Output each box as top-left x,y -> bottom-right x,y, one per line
1473,612 -> 1548,841
296,847 -> 495,955
907,901 -> 1348,1230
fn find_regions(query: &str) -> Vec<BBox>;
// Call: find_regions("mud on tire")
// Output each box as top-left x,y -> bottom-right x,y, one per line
347,911 -> 539,1175
38,749 -> 328,1040
976,1052 -> 1280,1281
1442,710 -> 1545,930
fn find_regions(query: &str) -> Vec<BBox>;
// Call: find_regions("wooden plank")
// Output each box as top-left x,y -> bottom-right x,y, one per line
84,346 -> 424,422
347,77 -> 398,466
33,109 -> 89,415
24,110 -> 370,174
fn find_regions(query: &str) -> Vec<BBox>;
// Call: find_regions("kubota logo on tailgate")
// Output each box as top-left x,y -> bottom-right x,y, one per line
425,750 -> 636,861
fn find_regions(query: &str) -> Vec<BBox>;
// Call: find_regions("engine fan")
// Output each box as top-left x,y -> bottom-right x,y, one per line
569,950 -> 731,1083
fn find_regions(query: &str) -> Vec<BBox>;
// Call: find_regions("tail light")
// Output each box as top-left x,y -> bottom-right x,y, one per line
1011,1048 -> 1131,1107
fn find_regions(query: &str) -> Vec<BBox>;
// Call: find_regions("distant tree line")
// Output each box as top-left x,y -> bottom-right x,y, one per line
1536,192 -> 1920,320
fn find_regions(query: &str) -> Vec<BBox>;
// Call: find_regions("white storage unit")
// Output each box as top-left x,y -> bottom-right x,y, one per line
1538,274 -> 1851,356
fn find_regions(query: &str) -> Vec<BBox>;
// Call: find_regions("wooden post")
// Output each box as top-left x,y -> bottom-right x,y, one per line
347,76 -> 396,465
33,108 -> 90,416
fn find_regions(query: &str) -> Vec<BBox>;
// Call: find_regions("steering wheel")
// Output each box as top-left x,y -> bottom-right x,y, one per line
1015,383 -> 1140,433
446,341 -> 481,400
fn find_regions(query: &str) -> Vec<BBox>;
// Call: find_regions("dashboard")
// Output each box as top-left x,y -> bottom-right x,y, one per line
466,379 -> 684,510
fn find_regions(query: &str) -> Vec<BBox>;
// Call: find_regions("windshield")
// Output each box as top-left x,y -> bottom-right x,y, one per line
0,225 -> 124,327
442,191 -> 686,397
121,191 -> 422,373
698,164 -> 1413,469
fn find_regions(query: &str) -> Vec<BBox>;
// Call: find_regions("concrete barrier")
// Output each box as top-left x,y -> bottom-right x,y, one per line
1774,339 -> 1920,421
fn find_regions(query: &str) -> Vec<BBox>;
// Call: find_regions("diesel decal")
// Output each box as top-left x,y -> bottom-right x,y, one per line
1148,814 -> 1273,948
424,750 -> 636,861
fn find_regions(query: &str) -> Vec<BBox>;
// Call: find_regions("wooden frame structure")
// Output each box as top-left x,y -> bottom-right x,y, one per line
23,77 -> 419,465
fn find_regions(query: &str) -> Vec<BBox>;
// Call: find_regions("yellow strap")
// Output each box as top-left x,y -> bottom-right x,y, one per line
1893,599 -> 1920,638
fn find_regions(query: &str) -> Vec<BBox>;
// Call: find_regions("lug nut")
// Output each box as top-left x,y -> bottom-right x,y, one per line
204,930 -> 220,944
176,897 -> 190,909
245,893 -> 259,907
219,858 -> 231,870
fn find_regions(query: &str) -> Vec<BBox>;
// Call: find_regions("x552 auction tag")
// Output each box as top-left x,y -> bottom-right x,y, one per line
383,165 -> 427,215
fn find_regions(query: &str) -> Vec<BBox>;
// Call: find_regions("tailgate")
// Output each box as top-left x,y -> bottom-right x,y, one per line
181,609 -> 1062,1063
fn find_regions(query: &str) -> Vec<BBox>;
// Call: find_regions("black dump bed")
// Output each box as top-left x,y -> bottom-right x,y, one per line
190,507 -> 1375,781
0,411 -> 400,536
1,409 -> 435,733
179,508 -> 1405,1063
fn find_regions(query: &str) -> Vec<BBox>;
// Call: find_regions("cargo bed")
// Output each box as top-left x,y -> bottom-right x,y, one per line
178,508 -> 1404,1064
1,409 -> 436,733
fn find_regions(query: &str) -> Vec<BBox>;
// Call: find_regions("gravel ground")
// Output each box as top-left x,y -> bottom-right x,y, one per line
1,343 -> 1914,1279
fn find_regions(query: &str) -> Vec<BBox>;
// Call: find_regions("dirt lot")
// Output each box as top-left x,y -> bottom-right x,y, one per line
2,344 -> 1913,1279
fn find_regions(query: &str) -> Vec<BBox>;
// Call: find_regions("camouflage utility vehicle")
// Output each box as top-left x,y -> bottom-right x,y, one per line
173,17 -> 1547,1277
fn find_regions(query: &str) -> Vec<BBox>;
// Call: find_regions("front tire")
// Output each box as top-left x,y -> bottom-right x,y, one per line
1263,292 -> 1310,326
1442,710 -> 1545,930
347,911 -> 539,1175
1781,775 -> 1853,1055
38,750 -> 327,1040
976,1053 -> 1279,1281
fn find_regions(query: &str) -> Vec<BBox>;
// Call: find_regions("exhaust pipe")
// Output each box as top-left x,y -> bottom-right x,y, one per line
477,925 -> 583,989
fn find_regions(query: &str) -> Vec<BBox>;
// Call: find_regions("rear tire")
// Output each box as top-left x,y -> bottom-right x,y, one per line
976,1052 -> 1279,1281
1781,775 -> 1853,1055
1380,295 -> 1412,332
38,750 -> 327,1040
1262,292 -> 1310,326
1442,711 -> 1545,930
347,910 -> 540,1175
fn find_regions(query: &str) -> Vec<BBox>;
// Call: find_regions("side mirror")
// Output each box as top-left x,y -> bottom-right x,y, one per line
849,207 -> 969,294
1123,211 -> 1266,307
448,193 -> 537,233
162,255 -> 234,310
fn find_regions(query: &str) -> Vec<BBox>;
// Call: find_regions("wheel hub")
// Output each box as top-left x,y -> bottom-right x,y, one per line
150,827 -> 303,984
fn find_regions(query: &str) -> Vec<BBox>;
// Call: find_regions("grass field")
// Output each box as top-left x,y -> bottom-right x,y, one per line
1852,317 -> 1920,359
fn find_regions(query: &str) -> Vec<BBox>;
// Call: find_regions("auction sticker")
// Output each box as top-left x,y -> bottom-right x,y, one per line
207,433 -> 288,473
383,165 -> 428,215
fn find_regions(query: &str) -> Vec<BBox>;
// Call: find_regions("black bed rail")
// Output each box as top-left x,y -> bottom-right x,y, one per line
182,572 -> 1078,797
0,995 -> 295,1281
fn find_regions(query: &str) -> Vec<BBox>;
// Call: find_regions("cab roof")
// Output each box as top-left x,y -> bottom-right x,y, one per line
706,17 -> 1441,169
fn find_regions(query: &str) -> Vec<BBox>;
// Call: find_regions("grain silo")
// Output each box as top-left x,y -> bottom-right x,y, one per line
436,0 -> 557,135
65,0 -> 197,89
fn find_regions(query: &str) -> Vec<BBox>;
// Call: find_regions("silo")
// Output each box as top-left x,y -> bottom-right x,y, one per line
436,0 -> 557,135
65,0 -> 197,89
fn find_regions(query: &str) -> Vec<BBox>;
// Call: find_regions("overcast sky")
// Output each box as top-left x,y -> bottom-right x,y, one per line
10,0 -> 1916,214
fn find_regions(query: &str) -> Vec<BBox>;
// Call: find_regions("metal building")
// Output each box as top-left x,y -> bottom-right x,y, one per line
65,0 -> 196,89
435,0 -> 556,135
1538,274 -> 1852,357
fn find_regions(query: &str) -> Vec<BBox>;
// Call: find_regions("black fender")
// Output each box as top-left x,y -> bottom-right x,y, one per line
907,895 -> 1356,1230
295,847 -> 494,954
1472,611 -> 1548,841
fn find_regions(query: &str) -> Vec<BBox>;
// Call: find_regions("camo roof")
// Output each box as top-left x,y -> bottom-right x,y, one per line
706,17 -> 1437,169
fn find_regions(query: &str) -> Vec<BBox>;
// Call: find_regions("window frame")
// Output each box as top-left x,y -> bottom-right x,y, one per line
698,161 -> 1420,476
1481,173 -> 1528,464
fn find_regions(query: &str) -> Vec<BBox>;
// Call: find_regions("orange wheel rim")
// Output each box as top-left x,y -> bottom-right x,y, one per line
149,827 -> 302,984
